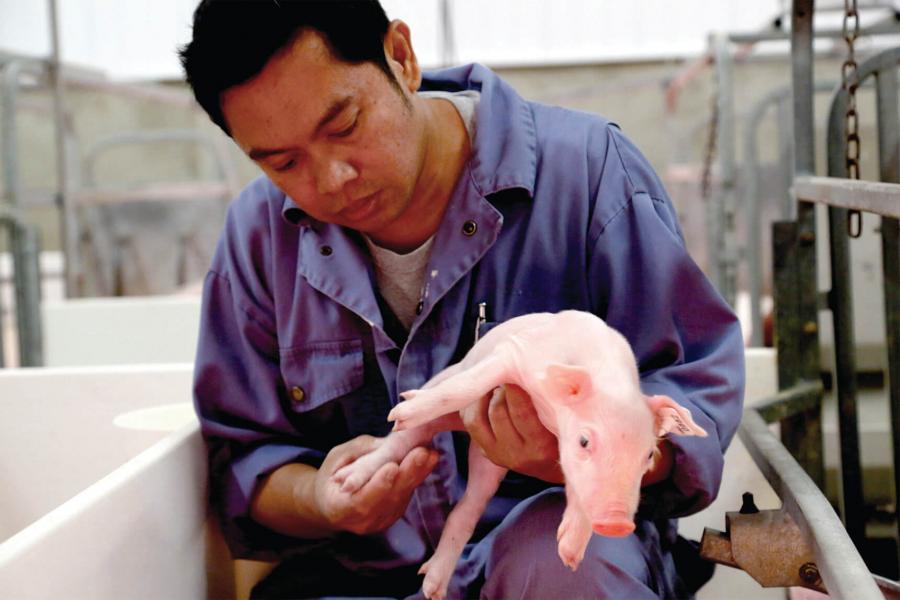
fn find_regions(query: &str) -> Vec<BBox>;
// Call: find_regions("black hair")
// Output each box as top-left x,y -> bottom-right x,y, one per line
179,0 -> 394,136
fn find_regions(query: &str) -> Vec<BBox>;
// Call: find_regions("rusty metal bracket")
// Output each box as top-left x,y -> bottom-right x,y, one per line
700,493 -> 825,592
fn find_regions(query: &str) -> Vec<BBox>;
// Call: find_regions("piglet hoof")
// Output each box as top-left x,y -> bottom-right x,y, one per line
387,402 -> 429,431
399,389 -> 421,403
556,520 -> 588,572
557,542 -> 584,572
331,466 -> 364,494
418,557 -> 451,600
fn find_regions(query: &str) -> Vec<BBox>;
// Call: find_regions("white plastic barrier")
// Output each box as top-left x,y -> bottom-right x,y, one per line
0,364 -> 237,599
41,296 -> 202,367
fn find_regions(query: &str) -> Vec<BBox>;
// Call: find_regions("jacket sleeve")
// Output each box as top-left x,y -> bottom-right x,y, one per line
587,125 -> 745,519
193,198 -> 325,560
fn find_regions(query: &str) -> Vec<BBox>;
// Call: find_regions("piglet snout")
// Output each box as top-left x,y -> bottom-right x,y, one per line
592,513 -> 635,537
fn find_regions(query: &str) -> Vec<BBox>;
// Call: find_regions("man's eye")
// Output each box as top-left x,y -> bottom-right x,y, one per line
274,159 -> 297,173
332,115 -> 359,138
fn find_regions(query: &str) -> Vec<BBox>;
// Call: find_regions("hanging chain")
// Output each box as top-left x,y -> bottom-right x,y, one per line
842,0 -> 863,238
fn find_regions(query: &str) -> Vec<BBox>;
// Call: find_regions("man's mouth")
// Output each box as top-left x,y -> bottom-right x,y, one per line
340,190 -> 380,221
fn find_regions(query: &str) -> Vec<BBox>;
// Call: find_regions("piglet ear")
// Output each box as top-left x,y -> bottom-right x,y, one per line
542,364 -> 594,404
646,394 -> 708,438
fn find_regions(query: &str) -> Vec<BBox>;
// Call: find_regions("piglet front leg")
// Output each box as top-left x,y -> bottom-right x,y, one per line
331,427 -> 429,493
556,486 -> 593,571
389,353 -> 512,431
420,444 -> 508,600
332,414 -> 461,493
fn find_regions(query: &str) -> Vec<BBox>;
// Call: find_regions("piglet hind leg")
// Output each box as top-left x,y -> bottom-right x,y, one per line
390,352 -> 512,431
419,445 -> 508,600
556,487 -> 593,571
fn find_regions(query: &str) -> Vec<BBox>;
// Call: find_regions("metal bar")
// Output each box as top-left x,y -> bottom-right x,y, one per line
790,0 -> 823,380
740,408 -> 883,599
742,81 -> 838,346
779,0 -> 826,491
825,199 -> 867,544
773,219 -> 826,487
822,31 -> 867,549
713,34 -> 738,307
69,182 -> 232,206
48,0 -> 79,298
1,61 -> 45,367
728,16 -> 900,43
0,241 -> 6,368
0,206 -> 44,367
794,176 -> 900,218
755,380 -> 825,423
11,225 -> 43,366
1,61 -> 34,209
791,0 -> 816,175
744,92 -> 768,346
873,48 -> 900,569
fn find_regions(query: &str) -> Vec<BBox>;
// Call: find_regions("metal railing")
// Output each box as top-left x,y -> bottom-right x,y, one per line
0,206 -> 43,367
703,7 -> 900,321
701,2 -> 900,597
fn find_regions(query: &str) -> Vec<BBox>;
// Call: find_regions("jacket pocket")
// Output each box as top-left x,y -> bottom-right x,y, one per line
279,339 -> 364,412
476,320 -> 501,342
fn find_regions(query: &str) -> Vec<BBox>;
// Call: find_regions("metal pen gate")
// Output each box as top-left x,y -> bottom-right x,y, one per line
700,2 -> 900,597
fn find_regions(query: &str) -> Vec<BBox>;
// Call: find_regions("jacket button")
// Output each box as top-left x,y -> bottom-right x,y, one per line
290,386 -> 305,403
462,220 -> 478,236
320,245 -> 333,256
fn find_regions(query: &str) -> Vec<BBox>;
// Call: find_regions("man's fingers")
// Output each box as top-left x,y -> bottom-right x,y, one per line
351,461 -> 400,506
461,390 -> 497,449
488,386 -> 526,443
329,435 -> 380,472
395,446 -> 439,491
504,384 -> 546,437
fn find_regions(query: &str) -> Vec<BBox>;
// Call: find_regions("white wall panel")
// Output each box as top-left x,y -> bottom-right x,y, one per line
0,0 -> 812,80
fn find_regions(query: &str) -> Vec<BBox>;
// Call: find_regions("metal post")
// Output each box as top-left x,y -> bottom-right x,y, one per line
0,207 -> 44,367
745,97 -> 765,347
439,0 -> 456,67
824,68 -> 866,547
779,0 -> 825,488
1,60 -> 45,367
712,34 -> 738,307
2,61 -> 26,209
873,49 -> 900,568
11,223 -> 43,366
48,0 -> 78,297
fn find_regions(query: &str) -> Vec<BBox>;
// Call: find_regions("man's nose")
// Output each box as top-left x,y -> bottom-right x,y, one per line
314,158 -> 358,195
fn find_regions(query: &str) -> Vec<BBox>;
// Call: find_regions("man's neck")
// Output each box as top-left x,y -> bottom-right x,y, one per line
367,97 -> 471,254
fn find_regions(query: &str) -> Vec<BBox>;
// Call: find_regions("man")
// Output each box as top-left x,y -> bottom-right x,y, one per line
181,1 -> 744,598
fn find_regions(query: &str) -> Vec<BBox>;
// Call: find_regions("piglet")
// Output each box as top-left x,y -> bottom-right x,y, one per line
332,310 -> 707,600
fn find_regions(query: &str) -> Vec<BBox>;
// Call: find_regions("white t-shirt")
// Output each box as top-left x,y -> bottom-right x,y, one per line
364,90 -> 480,330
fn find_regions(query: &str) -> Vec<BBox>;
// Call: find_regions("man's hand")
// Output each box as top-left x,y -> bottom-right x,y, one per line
460,384 -> 564,483
312,435 -> 439,535
251,434 -> 438,539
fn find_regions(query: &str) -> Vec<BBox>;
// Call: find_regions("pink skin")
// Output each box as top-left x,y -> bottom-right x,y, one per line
333,311 -> 707,598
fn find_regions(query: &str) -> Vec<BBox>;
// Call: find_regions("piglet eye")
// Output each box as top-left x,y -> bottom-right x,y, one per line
579,435 -> 590,449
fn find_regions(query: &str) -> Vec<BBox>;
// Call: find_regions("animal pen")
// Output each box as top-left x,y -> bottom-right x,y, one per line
696,0 -> 900,597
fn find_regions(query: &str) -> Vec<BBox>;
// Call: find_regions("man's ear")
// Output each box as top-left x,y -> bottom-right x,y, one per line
541,364 -> 594,405
384,20 -> 421,93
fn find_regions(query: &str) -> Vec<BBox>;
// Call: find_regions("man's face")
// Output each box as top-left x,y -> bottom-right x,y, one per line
221,28 -> 426,236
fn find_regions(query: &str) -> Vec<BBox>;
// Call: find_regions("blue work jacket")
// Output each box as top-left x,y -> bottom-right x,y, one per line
193,63 -> 745,565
